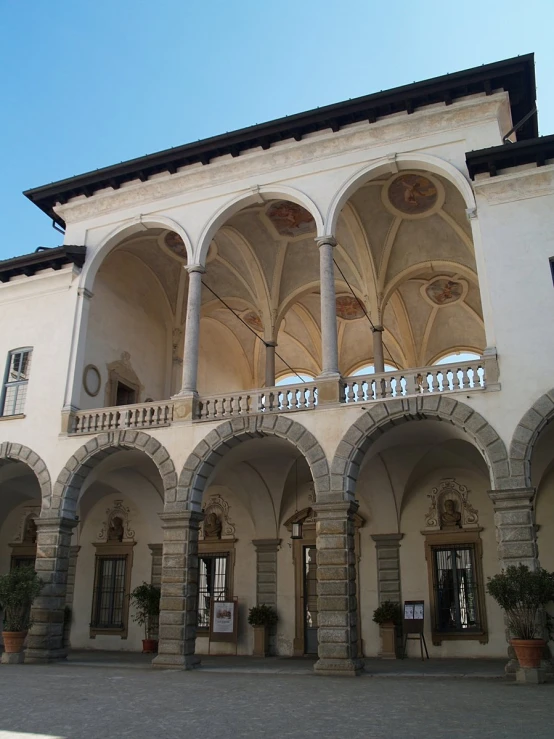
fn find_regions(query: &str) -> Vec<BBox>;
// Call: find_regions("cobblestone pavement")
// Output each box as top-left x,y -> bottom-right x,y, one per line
0,664 -> 552,739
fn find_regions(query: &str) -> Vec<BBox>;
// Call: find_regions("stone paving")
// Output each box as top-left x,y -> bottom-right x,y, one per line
0,663 -> 553,739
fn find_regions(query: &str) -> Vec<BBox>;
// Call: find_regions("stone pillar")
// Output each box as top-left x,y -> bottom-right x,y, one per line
264,342 -> 277,388
489,488 -> 538,570
489,488 -> 546,677
371,326 -> 385,374
252,539 -> 280,655
316,237 -> 339,379
152,511 -> 203,670
371,534 -> 403,604
313,501 -> 362,676
148,543 -> 163,588
25,517 -> 78,663
179,265 -> 205,395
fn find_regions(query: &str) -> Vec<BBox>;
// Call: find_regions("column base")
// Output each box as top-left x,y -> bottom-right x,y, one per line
516,667 -> 547,684
2,652 -> 24,664
24,647 -> 68,664
314,658 -> 363,676
151,653 -> 201,670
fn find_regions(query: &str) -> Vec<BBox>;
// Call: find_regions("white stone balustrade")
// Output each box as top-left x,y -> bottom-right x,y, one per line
67,359 -> 493,433
342,359 -> 486,404
70,401 -> 174,435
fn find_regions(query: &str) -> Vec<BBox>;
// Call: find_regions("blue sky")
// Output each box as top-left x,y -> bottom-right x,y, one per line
1,0 -> 553,260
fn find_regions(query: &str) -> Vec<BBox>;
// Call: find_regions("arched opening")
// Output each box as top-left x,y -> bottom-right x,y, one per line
276,372 -> 315,386
0,460 -> 42,574
346,417 -> 504,659
196,196 -> 329,394
332,168 -> 485,375
81,227 -> 190,410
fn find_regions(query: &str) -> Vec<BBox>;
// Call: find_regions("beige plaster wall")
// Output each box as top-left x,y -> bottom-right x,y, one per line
399,467 -> 506,657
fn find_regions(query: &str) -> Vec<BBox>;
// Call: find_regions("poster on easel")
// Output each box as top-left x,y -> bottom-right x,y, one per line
403,600 -> 424,633
209,597 -> 239,645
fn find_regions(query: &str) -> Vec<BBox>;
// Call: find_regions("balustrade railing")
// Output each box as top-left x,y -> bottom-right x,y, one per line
67,359 -> 491,433
196,381 -> 318,421
341,359 -> 485,404
70,401 -> 174,435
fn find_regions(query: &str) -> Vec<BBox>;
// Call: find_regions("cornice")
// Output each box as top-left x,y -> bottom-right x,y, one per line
55,95 -> 507,226
473,164 -> 554,205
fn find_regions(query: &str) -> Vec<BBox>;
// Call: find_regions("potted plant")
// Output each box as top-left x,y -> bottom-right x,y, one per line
130,582 -> 161,653
373,600 -> 402,659
248,604 -> 278,657
486,564 -> 554,669
0,565 -> 43,654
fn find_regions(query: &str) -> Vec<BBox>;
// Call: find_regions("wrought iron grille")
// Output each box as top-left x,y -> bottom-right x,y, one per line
198,554 -> 228,628
433,545 -> 480,632
91,556 -> 127,629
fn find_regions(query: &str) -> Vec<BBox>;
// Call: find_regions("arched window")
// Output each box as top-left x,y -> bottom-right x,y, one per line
351,363 -> 397,376
276,373 -> 316,386
434,351 -> 480,366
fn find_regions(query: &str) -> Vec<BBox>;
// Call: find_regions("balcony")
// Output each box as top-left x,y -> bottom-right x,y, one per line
66,356 -> 497,435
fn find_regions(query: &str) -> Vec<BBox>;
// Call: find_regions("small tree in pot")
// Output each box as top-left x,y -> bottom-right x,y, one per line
0,565 -> 43,654
486,564 -> 554,669
248,604 -> 278,657
130,582 -> 161,653
373,600 -> 402,659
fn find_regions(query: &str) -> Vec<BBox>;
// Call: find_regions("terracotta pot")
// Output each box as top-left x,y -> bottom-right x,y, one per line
142,638 -> 158,654
510,638 -> 546,669
2,631 -> 27,654
252,625 -> 268,657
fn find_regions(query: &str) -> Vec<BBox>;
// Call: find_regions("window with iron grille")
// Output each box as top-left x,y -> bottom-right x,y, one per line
198,553 -> 229,629
1,348 -> 32,417
432,545 -> 481,633
91,556 -> 128,630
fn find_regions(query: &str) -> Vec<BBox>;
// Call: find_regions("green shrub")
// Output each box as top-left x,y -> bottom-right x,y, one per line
0,566 -> 43,632
130,582 -> 161,639
248,604 -> 278,627
372,600 -> 402,625
486,564 -> 554,640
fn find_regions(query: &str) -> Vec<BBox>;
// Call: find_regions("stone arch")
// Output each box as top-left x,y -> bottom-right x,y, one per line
509,389 -> 554,489
196,185 -> 325,266
325,152 -> 477,236
50,430 -> 177,517
0,441 -> 52,506
81,215 -> 194,293
176,415 -> 329,512
331,395 -> 509,499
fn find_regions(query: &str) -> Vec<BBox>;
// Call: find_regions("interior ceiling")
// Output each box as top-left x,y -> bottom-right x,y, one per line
104,170 -> 484,385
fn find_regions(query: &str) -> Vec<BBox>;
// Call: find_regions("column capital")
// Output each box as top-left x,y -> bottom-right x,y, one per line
185,264 -> 206,275
312,500 -> 359,518
489,488 -> 536,509
371,325 -> 384,334
315,235 -> 337,248
371,533 -> 404,543
252,538 -> 281,552
264,340 -> 277,348
158,510 -> 205,527
35,516 -> 79,533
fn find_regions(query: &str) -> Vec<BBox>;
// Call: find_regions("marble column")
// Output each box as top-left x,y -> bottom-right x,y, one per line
313,501 -> 362,676
152,511 -> 203,670
265,342 -> 277,388
316,237 -> 340,379
372,326 -> 385,374
180,265 -> 205,395
25,517 -> 78,663
253,538 -> 280,655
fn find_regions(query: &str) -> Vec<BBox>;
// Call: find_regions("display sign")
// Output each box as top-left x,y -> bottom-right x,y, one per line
403,600 -> 424,633
209,597 -> 239,646
213,602 -> 235,634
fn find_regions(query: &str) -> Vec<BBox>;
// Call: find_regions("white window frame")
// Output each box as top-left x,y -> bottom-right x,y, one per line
1,347 -> 32,417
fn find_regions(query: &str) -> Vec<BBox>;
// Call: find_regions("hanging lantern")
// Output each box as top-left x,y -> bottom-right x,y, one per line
291,520 -> 303,540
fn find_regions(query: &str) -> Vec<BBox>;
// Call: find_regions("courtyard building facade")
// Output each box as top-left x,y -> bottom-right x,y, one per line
1,53 -> 554,675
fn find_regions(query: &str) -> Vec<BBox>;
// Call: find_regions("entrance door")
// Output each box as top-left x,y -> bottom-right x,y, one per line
303,545 -> 318,654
